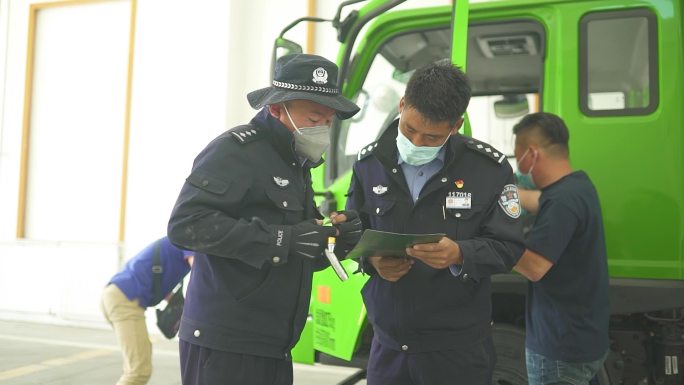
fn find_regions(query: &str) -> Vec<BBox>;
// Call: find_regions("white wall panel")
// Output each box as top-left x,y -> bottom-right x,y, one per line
25,1 -> 131,242
124,0 -> 232,250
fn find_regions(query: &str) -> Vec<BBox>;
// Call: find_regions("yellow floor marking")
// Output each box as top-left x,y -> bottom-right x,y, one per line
0,365 -> 45,381
42,349 -> 112,366
0,349 -> 112,381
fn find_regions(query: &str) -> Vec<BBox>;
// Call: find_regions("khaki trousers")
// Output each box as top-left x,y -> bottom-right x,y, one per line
101,284 -> 153,385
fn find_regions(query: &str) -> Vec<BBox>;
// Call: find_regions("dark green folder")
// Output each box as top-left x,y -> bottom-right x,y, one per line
345,229 -> 446,259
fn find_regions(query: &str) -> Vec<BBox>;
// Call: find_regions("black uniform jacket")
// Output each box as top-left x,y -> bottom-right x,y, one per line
168,108 -> 325,360
347,121 -> 525,353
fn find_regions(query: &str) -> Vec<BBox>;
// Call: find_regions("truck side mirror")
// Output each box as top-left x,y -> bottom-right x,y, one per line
494,94 -> 529,119
269,17 -> 329,81
270,38 -> 303,80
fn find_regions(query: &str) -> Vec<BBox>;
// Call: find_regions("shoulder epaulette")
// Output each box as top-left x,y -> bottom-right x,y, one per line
229,125 -> 264,145
357,141 -> 378,161
465,138 -> 507,164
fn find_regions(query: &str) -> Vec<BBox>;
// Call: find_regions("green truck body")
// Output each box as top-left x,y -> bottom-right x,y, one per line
282,1 -> 684,383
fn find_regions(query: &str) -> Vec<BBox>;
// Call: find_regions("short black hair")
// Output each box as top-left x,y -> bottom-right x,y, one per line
404,62 -> 471,126
513,112 -> 569,157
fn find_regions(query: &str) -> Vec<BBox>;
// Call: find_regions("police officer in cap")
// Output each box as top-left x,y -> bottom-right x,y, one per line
346,62 -> 525,385
168,53 -> 362,385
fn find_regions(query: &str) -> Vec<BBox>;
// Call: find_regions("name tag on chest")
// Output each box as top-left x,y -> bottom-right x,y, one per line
446,192 -> 472,209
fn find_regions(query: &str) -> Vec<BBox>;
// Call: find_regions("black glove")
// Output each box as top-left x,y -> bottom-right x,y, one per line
289,220 -> 336,260
332,210 -> 363,258
333,210 -> 363,243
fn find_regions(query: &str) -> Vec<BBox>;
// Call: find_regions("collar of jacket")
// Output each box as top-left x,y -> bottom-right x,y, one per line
249,108 -> 324,169
374,118 -> 466,170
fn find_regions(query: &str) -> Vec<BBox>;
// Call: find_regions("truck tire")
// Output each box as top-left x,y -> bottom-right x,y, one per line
492,324 -> 527,385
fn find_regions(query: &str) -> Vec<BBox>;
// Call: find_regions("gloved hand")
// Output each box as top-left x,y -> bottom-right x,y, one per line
330,210 -> 363,259
331,210 -> 363,244
289,220 -> 337,260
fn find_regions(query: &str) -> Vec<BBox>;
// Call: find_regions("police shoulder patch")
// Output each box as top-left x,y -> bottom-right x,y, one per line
230,125 -> 263,145
498,184 -> 521,219
465,138 -> 506,165
357,141 -> 379,161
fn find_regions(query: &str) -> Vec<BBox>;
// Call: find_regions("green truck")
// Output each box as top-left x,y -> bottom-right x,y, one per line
278,0 -> 684,384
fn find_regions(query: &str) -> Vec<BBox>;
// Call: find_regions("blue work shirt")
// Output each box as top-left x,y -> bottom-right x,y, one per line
398,146 -> 462,276
109,237 -> 193,308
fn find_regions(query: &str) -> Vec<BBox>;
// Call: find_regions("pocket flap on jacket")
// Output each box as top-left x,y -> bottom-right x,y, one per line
446,205 -> 483,220
265,189 -> 304,211
362,199 -> 396,216
186,171 -> 232,195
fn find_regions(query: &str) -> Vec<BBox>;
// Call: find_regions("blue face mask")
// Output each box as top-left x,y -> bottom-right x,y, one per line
515,171 -> 536,190
396,116 -> 452,166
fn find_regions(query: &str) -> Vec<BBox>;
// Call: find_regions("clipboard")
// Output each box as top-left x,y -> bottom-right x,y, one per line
345,229 -> 446,260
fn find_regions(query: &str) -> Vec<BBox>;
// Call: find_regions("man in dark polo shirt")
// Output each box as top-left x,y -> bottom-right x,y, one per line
512,112 -> 609,385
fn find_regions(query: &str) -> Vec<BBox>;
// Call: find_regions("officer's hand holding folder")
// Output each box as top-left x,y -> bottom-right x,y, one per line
345,230 -> 446,260
324,229 -> 445,281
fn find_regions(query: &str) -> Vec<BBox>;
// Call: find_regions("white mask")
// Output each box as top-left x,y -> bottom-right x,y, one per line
283,104 -> 331,162
516,148 -> 537,188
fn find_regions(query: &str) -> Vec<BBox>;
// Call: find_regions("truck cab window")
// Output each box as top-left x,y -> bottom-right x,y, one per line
333,28 -> 450,181
580,9 -> 658,115
467,21 -> 544,158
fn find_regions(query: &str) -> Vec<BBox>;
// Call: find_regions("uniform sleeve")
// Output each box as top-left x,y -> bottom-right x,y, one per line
345,164 -> 378,276
456,171 -> 525,281
167,138 -> 291,269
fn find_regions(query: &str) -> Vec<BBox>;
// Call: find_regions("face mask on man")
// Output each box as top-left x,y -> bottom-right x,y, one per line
395,113 -> 453,166
516,148 -> 537,188
282,104 -> 331,162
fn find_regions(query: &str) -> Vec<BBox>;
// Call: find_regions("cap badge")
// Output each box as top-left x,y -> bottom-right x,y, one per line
312,67 -> 328,84
273,176 -> 290,188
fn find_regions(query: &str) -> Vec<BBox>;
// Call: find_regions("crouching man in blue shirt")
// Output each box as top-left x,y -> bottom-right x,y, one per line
102,237 -> 194,385
512,112 -> 609,385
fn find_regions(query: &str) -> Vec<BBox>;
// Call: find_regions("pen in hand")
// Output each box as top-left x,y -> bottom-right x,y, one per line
327,236 -> 336,253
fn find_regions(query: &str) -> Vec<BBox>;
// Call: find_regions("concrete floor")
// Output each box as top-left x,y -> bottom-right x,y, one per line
0,319 -> 366,385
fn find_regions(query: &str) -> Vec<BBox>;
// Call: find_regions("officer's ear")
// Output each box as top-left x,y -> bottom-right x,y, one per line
268,104 -> 283,119
452,117 -> 465,134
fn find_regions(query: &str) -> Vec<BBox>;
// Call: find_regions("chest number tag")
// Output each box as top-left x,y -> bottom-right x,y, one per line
446,192 -> 472,209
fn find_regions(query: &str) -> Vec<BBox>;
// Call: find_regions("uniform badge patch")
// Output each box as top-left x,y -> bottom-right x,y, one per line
498,184 -> 521,219
273,176 -> 289,188
372,185 -> 388,195
312,67 -> 328,84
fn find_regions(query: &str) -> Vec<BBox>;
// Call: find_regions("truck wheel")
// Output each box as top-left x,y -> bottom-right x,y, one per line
492,324 -> 527,385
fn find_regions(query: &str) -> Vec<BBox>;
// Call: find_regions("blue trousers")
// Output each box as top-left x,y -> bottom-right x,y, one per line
366,335 -> 496,385
179,340 -> 293,385
525,348 -> 607,385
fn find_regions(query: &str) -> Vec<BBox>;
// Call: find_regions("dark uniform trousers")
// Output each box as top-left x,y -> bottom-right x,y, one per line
180,340 -> 293,385
367,335 -> 496,385
347,121 -> 524,385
